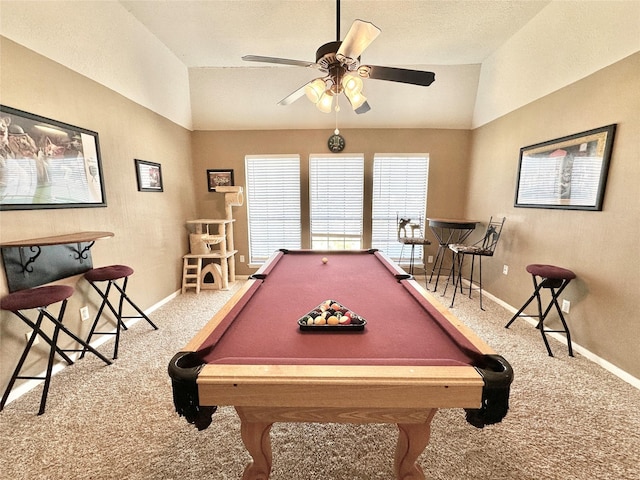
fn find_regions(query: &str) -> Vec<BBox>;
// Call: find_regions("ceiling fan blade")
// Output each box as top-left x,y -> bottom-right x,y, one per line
277,82 -> 310,106
336,20 -> 381,65
354,101 -> 371,114
242,55 -> 318,68
362,65 -> 436,87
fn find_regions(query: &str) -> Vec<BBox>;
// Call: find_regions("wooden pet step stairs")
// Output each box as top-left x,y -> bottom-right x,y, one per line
182,256 -> 202,293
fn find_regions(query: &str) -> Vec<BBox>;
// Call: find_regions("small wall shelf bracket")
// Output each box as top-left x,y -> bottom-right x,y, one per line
72,241 -> 95,262
19,246 -> 42,274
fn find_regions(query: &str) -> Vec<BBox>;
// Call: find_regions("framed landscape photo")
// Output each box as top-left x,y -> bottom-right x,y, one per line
135,159 -> 163,192
207,169 -> 234,191
0,105 -> 107,210
514,124 -> 616,211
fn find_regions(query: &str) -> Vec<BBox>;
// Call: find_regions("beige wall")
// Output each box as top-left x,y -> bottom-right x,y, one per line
0,38 -> 196,391
191,128 -> 471,272
466,52 -> 640,378
1,36 -> 638,398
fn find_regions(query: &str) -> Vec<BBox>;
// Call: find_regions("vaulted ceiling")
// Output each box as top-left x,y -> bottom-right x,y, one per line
119,0 -> 551,130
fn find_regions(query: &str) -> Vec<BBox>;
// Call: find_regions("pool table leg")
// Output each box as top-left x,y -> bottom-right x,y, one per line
237,410 -> 273,480
394,409 -> 437,480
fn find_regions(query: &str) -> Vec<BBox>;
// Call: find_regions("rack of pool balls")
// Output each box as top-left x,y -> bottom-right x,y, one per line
298,300 -> 366,331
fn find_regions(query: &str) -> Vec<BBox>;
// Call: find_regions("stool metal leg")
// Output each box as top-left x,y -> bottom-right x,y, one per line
81,280 -> 125,359
82,276 -> 158,360
0,311 -> 48,412
12,312 -> 76,365
40,308 -> 64,415
505,275 -> 543,328
112,277 -> 158,330
477,256 -> 484,311
448,252 -> 465,307
505,276 -> 574,357
0,300 -> 111,414
539,283 -> 574,357
408,244 -> 416,275
427,244 -> 445,287
43,308 -> 113,365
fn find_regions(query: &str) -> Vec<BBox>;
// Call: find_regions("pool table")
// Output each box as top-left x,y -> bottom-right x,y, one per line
169,249 -> 513,480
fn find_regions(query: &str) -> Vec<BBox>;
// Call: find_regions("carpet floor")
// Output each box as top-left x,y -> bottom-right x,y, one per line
1,279 -> 639,480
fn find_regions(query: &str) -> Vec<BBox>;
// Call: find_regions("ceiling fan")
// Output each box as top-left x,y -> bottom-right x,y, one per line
242,0 -> 435,115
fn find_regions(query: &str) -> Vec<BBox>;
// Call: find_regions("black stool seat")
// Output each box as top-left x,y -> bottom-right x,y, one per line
82,264 -> 158,360
505,264 -> 576,357
1,285 -> 112,415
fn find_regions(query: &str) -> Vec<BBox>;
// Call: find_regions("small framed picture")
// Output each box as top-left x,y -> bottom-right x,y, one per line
207,169 -> 234,191
135,159 -> 163,192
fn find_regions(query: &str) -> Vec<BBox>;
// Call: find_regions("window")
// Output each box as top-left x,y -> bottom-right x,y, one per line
309,154 -> 364,249
371,154 -> 429,262
245,155 -> 301,263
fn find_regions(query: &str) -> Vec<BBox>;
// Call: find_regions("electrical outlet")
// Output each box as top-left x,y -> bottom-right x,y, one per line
239,255 -> 245,263
80,306 -> 90,321
25,333 -> 39,345
427,255 -> 434,264
562,299 -> 571,314
503,265 -> 509,275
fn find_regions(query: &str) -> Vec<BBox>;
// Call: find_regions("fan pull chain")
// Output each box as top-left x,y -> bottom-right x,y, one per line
334,95 -> 340,135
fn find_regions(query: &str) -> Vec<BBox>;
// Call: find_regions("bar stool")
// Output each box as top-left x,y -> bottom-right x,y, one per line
0,285 -> 112,415
505,264 -> 576,357
397,216 -> 431,276
81,265 -> 158,360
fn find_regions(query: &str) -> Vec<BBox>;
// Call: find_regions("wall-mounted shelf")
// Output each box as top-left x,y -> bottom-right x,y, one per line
1,231 -> 114,292
0,231 -> 114,248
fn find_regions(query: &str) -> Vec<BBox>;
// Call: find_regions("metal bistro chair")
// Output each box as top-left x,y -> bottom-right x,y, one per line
397,216 -> 431,276
448,216 -> 506,310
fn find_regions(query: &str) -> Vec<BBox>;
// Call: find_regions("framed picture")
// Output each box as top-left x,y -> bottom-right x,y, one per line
207,169 -> 234,191
135,159 -> 163,192
514,124 -> 616,211
0,105 -> 107,210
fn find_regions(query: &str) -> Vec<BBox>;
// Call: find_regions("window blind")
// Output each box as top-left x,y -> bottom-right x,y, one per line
245,155 -> 301,263
371,154 -> 429,261
309,154 -> 364,249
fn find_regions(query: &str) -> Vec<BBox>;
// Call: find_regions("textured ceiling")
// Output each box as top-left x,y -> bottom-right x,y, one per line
119,0 -> 551,130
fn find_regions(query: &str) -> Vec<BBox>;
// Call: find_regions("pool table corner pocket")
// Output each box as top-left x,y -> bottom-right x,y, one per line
465,354 -> 514,428
168,351 -> 217,430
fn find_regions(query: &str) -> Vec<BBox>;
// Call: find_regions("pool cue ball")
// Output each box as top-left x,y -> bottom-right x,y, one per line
322,257 -> 328,264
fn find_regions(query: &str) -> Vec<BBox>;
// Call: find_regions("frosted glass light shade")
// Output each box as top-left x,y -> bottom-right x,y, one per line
305,78 -> 326,104
342,74 -> 363,95
316,92 -> 334,113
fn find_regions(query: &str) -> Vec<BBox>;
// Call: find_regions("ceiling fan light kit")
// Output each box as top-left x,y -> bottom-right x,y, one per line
304,78 -> 326,104
316,90 -> 335,114
242,0 -> 436,115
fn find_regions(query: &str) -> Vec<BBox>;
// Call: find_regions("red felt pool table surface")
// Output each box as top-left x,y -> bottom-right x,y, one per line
170,249 -> 513,480
195,249 -> 483,367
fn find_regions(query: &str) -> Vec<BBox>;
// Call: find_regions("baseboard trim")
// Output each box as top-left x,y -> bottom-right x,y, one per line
480,287 -> 640,390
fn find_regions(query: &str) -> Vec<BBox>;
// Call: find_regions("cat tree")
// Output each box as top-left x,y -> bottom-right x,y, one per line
182,186 -> 243,293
